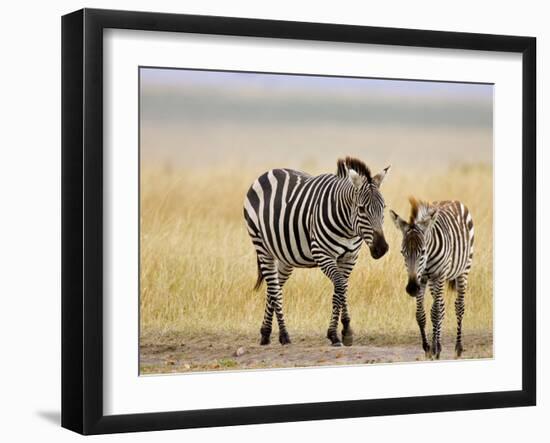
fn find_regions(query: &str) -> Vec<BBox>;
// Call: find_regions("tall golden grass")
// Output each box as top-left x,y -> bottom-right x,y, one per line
140,163 -> 492,344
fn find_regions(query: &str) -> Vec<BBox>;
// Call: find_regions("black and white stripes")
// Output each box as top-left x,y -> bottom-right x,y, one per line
244,157 -> 390,346
390,198 -> 475,359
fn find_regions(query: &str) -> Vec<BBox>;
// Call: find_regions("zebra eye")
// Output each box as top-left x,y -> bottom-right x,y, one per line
357,204 -> 365,212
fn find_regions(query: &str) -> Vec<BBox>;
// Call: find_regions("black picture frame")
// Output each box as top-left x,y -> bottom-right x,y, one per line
61,8 -> 536,435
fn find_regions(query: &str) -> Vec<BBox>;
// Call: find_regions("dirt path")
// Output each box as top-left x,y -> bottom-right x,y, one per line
140,332 -> 493,374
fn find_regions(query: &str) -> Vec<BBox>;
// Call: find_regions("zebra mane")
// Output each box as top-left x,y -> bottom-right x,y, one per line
336,157 -> 372,182
408,196 -> 432,224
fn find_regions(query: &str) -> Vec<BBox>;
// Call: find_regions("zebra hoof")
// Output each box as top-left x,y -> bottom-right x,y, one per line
260,335 -> 271,346
331,341 -> 343,347
431,342 -> 441,360
422,343 -> 430,358
327,330 -> 341,347
279,331 -> 291,345
342,332 -> 353,347
455,343 -> 463,358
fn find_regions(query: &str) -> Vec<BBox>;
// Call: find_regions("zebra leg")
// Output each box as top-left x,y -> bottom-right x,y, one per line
258,257 -> 278,345
275,263 -> 293,345
455,274 -> 468,357
318,258 -> 347,346
338,255 -> 356,347
328,286 -> 345,347
415,282 -> 430,357
340,302 -> 353,347
429,278 -> 446,359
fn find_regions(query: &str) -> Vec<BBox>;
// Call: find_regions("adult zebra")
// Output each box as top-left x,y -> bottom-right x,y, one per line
243,157 -> 390,347
390,197 -> 475,359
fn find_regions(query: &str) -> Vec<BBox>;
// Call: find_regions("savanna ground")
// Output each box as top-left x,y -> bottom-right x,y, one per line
140,151 -> 493,374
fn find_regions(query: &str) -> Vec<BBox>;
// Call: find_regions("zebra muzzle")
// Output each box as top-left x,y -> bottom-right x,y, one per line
369,234 -> 389,259
406,278 -> 420,296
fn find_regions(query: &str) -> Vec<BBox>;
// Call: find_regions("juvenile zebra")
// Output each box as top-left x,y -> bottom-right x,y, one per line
390,198 -> 474,359
243,157 -> 390,347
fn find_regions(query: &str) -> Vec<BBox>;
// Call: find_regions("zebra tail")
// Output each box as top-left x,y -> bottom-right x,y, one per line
448,279 -> 457,291
253,256 -> 264,291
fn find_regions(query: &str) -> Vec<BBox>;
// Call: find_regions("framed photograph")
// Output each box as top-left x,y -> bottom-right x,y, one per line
61,8 -> 536,434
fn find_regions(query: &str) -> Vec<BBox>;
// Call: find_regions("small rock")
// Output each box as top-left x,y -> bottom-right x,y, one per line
182,363 -> 191,370
235,347 -> 246,357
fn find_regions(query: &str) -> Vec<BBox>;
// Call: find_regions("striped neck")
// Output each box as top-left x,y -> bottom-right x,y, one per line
337,180 -> 359,238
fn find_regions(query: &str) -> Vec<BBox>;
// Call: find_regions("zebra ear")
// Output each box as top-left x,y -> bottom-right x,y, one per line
372,165 -> 391,187
390,209 -> 408,232
348,169 -> 365,188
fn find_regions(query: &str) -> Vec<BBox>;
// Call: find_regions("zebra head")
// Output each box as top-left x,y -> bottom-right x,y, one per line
390,198 -> 439,296
344,159 -> 391,260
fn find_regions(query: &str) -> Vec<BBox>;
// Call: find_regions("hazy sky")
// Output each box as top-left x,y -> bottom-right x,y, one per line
140,67 -> 493,128
141,67 -> 492,100
139,67 -> 493,170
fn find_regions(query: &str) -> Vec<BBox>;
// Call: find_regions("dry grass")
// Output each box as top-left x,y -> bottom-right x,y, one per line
140,162 -> 493,351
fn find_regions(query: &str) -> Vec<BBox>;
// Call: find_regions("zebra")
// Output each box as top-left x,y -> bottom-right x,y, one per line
390,197 -> 475,359
243,157 -> 390,347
